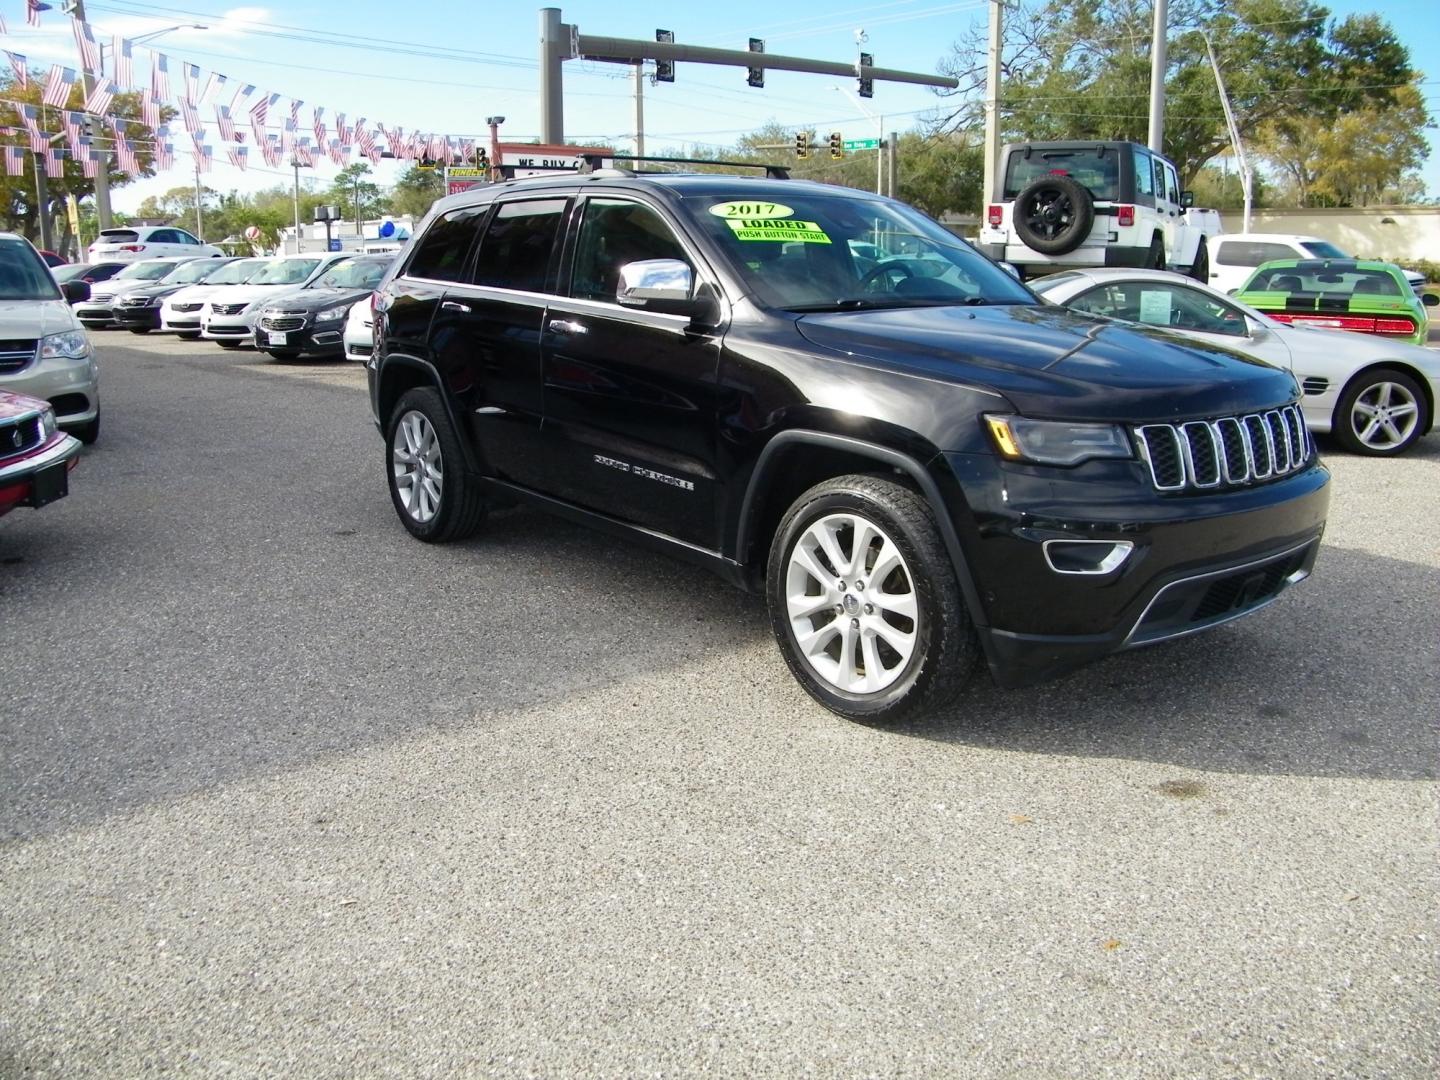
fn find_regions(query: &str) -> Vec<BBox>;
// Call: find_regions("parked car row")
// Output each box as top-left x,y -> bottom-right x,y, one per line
58,250 -> 393,361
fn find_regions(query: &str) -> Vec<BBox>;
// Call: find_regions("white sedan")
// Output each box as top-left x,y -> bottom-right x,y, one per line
1031,267 -> 1440,456
343,293 -> 375,363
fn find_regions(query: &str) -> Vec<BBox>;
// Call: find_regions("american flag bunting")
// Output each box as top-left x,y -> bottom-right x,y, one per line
72,19 -> 102,73
5,51 -> 27,90
42,65 -> 75,108
28,0 -> 47,30
180,98 -> 202,136
116,138 -> 138,174
83,79 -> 115,116
197,143 -> 212,173
112,36 -> 134,88
150,51 -> 171,101
82,148 -> 101,178
44,146 -> 64,174
4,146 -> 25,176
216,106 -> 237,143
227,144 -> 247,170
183,62 -> 200,103
29,128 -> 50,153
156,140 -> 174,170
141,91 -> 160,130
200,71 -> 226,105
312,107 -> 325,146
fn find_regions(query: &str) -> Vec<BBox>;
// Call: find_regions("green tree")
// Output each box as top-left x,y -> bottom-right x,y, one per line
389,164 -> 445,220
933,0 -> 1429,192
1,69 -> 172,248
897,133 -> 983,217
329,163 -> 384,232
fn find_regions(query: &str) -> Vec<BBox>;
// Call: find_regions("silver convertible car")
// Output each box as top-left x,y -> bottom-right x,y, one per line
1032,267 -> 1439,456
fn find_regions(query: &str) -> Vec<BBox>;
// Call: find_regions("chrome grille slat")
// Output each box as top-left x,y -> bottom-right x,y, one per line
1133,403 -> 1311,493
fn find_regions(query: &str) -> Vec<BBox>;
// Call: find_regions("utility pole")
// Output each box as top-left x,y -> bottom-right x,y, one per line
193,158 -> 204,240
888,130 -> 899,200
981,0 -> 1003,208
1204,33 -> 1253,232
1147,0 -> 1168,152
633,62 -> 645,158
539,7 -> 566,144
291,158 -> 302,254
65,0 -> 113,230
485,116 -> 505,181
34,158 -> 54,251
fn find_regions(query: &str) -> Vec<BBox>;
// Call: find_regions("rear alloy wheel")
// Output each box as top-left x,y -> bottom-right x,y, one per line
1335,370 -> 1428,455
386,386 -> 486,542
768,475 -> 975,723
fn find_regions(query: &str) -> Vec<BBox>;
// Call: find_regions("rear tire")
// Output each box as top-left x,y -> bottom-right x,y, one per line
1333,369 -> 1429,456
766,474 -> 976,724
1190,239 -> 1208,282
1145,235 -> 1166,270
386,386 -> 486,543
265,349 -> 302,361
127,327 -> 150,335
215,339 -> 240,349
177,331 -> 201,340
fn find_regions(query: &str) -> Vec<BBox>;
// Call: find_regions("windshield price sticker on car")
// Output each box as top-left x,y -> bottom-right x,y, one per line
727,218 -> 832,244
709,201 -> 794,220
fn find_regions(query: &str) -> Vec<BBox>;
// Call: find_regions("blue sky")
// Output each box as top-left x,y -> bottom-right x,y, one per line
3,0 -> 1435,212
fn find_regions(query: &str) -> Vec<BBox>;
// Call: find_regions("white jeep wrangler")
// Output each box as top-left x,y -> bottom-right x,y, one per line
977,140 -> 1221,281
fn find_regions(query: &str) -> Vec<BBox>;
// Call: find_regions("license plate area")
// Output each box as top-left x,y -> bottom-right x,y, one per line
267,331 -> 288,346
29,461 -> 68,508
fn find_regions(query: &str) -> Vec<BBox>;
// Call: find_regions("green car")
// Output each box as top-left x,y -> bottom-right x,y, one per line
1235,258 -> 1436,347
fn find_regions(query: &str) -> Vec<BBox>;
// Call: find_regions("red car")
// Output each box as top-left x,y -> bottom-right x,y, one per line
0,390 -> 81,520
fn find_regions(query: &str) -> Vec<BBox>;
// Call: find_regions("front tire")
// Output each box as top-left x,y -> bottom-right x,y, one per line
177,331 -> 201,340
127,327 -> 150,335
1333,369 -> 1429,455
215,339 -> 240,349
767,475 -> 976,723
71,407 -> 100,445
386,386 -> 486,542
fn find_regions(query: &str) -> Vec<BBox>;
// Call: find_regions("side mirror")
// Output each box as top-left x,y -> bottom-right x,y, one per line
616,259 -> 714,321
999,261 -> 1022,281
61,279 -> 91,303
1422,292 -> 1438,308
1180,191 -> 1195,208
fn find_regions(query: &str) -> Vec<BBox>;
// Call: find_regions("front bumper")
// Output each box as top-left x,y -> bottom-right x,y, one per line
254,316 -> 346,355
74,304 -> 117,327
113,303 -> 163,330
975,241 -> 1153,273
201,317 -> 255,341
936,451 -> 1331,687
0,432 -> 82,516
0,354 -> 99,427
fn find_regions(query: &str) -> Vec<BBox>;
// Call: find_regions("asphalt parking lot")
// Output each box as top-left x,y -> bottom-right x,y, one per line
1,335 -> 1436,1078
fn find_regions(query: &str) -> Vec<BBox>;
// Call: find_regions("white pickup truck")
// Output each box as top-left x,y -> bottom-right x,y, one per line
976,140 -> 1221,281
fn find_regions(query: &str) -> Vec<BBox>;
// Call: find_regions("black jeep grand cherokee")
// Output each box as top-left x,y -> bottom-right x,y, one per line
368,173 -> 1329,722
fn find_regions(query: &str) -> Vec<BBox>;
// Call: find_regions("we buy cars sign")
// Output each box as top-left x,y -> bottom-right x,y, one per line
498,143 -> 613,179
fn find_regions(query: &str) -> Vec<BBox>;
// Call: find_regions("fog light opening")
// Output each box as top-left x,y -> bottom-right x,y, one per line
1042,539 -> 1134,576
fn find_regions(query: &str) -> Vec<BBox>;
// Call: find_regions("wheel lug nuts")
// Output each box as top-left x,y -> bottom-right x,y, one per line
864,603 -> 874,614
833,604 -> 844,615
855,580 -> 865,590
850,618 -> 860,628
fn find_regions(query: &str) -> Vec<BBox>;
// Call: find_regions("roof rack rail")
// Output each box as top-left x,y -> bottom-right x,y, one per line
578,153 -> 791,180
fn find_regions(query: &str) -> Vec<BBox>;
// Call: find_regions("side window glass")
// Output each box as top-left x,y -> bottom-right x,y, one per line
1164,164 -> 1181,204
1215,241 -> 1249,266
570,199 -> 690,303
1252,242 -> 1297,264
175,230 -> 199,245
150,229 -> 175,244
471,199 -> 567,292
1152,160 -> 1167,202
406,206 -> 486,282
1132,148 -> 1154,199
1071,284 -> 1140,321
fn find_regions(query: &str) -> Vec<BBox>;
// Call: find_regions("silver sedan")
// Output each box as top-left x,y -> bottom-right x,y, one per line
1030,267 -> 1440,456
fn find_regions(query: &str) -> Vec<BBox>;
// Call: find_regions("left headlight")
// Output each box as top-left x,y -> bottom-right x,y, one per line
39,330 -> 91,361
316,305 -> 350,322
984,414 -> 1133,466
39,407 -> 58,439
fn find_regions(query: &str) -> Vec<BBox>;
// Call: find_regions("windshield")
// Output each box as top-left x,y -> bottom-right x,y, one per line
313,260 -> 390,289
164,259 -> 228,284
203,259 -> 264,285
250,258 -> 322,285
1004,149 -> 1120,201
0,238 -> 63,300
1299,241 -> 1349,259
50,264 -> 92,283
117,260 -> 178,280
688,194 -> 1037,311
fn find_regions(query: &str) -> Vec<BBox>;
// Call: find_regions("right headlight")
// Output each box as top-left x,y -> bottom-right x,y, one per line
984,414 -> 1133,466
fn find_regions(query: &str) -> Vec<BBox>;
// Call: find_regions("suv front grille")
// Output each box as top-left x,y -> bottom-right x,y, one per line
0,414 -> 43,460
0,339 -> 38,375
1134,404 -> 1309,492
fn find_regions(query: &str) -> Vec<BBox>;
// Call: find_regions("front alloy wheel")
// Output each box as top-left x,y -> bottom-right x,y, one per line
785,512 -> 918,694
1335,370 -> 1428,455
767,475 -> 976,723
384,386 -> 486,542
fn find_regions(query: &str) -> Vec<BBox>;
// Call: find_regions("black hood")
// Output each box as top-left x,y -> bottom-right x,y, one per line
794,304 -> 1299,422
124,280 -> 195,300
266,286 -> 373,313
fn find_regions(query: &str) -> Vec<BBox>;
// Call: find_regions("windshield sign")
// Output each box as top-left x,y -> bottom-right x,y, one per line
689,194 -> 1036,312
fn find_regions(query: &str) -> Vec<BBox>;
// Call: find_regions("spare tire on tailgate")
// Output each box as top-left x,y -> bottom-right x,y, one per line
1012,175 -> 1095,256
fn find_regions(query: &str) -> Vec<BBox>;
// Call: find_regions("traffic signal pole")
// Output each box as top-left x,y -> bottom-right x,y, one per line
537,7 -> 959,144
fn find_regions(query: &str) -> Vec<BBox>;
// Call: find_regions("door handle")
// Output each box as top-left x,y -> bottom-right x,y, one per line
441,300 -> 471,313
548,318 -> 587,335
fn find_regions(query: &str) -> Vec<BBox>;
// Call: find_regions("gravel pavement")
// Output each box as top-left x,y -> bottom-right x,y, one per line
1,336 -> 1436,1078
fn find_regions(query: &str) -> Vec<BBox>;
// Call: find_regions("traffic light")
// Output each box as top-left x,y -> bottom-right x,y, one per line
795,131 -> 809,159
747,37 -> 764,88
829,132 -> 842,160
655,29 -> 675,83
858,52 -> 874,99
474,147 -> 489,170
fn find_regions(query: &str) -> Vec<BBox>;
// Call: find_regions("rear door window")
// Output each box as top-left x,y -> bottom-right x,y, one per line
472,199 -> 567,293
1004,150 -> 1120,202
405,206 -> 487,282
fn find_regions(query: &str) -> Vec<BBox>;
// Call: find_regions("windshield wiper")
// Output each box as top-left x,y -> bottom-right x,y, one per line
786,297 -> 964,313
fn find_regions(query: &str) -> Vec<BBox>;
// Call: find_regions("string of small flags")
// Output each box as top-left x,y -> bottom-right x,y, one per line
2,12 -> 485,179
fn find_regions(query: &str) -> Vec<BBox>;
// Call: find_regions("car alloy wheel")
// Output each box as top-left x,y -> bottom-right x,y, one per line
391,409 -> 443,523
1349,378 -> 1420,451
784,511 -> 919,694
